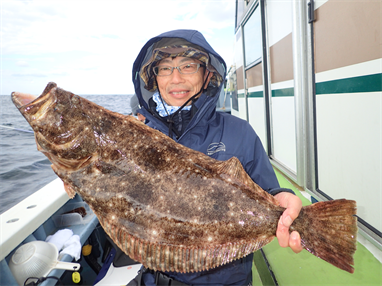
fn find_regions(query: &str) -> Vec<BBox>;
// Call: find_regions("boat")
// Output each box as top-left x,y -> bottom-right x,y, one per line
1,0 -> 381,285
0,178 -> 142,286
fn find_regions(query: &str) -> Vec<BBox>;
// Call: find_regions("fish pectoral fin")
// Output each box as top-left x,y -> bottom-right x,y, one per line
217,157 -> 245,179
217,157 -> 280,205
217,157 -> 258,188
63,182 -> 76,199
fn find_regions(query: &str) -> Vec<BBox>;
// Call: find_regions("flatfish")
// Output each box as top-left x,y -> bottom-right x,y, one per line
12,82 -> 357,273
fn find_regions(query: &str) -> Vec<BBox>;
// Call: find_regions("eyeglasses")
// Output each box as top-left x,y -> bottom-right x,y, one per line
153,63 -> 205,76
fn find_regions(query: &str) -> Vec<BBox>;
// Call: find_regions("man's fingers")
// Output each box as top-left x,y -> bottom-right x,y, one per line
277,217 -> 289,248
281,214 -> 293,228
277,218 -> 303,252
289,231 -> 303,253
274,192 -> 303,251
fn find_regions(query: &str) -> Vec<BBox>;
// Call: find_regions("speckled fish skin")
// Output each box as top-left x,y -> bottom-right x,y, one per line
12,82 -> 358,273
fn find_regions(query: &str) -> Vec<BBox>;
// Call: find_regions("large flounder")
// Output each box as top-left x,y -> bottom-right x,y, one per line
12,82 -> 357,273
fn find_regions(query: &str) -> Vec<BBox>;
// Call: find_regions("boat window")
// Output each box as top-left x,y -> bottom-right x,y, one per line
236,0 -> 245,29
243,7 -> 262,67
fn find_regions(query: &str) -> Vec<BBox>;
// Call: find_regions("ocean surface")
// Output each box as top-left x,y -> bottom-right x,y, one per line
0,94 -> 134,214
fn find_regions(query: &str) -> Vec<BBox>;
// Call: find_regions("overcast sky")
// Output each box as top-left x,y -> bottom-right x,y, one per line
1,0 -> 235,95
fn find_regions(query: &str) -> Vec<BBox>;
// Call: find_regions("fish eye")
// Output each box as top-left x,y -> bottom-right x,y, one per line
54,103 -> 65,112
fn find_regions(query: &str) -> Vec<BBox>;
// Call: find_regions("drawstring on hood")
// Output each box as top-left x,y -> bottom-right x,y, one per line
154,70 -> 211,138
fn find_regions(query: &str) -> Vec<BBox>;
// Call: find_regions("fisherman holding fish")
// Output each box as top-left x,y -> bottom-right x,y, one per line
133,29 -> 303,286
12,29 -> 358,285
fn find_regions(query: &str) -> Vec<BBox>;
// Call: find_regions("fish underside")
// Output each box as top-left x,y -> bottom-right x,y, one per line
12,82 -> 358,273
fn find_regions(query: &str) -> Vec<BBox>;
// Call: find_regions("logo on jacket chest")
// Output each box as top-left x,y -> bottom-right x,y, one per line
207,142 -> 226,155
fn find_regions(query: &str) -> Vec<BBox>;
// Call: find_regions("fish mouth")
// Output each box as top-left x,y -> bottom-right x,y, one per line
11,92 -> 38,109
12,82 -> 57,109
11,82 -> 57,123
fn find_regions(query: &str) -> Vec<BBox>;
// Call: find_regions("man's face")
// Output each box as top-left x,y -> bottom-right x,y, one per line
155,56 -> 212,107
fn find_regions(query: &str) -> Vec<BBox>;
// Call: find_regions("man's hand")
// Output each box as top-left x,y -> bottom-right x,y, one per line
274,192 -> 303,253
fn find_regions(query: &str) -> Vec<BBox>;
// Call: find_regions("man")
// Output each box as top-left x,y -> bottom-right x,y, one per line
132,29 -> 302,286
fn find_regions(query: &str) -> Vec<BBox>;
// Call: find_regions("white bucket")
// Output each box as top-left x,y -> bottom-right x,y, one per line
9,241 -> 80,286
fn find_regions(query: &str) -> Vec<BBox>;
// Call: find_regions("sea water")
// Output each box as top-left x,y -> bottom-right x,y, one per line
0,94 -> 134,214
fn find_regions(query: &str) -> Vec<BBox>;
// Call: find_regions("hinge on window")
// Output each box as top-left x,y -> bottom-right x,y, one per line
308,0 -> 315,23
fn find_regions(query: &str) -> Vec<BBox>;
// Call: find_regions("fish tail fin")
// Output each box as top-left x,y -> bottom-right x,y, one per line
291,199 -> 357,273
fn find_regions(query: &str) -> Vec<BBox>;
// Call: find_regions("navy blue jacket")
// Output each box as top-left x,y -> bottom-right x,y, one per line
132,29 -> 284,286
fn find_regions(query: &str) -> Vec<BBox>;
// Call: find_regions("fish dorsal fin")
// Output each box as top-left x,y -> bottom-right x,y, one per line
217,157 -> 279,205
